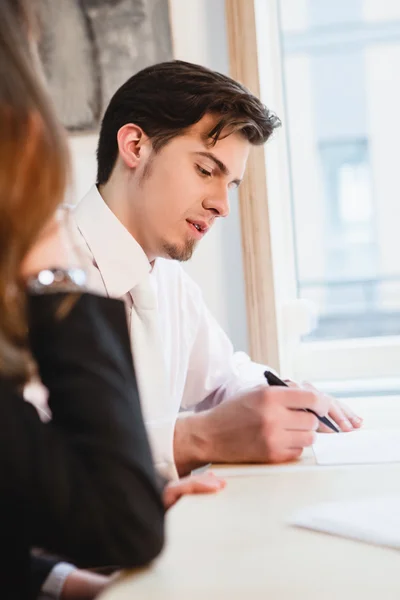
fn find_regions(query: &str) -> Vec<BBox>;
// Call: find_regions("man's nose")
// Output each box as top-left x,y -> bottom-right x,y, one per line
203,186 -> 230,218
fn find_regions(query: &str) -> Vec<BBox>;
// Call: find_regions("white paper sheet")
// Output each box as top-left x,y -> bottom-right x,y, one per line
313,429 -> 400,465
290,496 -> 400,550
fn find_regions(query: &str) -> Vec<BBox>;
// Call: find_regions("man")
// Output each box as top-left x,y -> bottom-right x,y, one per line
72,60 -> 362,479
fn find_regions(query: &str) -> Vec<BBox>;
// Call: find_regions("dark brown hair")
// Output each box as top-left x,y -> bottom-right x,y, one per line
97,60 -> 281,185
0,0 -> 69,382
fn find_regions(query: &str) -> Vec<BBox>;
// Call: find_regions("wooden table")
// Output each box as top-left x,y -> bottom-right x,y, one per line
99,397 -> 400,600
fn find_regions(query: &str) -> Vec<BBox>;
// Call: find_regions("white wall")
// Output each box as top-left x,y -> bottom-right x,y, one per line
68,0 -> 249,351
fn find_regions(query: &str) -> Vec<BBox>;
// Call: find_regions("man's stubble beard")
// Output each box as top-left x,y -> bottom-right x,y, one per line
162,238 -> 197,262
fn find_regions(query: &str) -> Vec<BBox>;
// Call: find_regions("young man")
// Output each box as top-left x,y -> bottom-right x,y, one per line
72,60 -> 362,479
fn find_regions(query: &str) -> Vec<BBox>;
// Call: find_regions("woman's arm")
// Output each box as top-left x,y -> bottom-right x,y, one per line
0,293 -> 164,570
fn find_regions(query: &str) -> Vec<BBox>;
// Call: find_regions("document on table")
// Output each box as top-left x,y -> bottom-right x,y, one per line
312,429 -> 400,465
290,496 -> 400,550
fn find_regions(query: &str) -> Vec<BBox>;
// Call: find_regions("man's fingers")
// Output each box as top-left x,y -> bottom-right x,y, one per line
283,380 -> 297,388
326,401 -> 354,432
268,387 -> 329,416
335,401 -> 363,429
349,415 -> 363,429
315,421 -> 335,433
287,429 -> 317,449
268,447 -> 303,464
300,382 -> 363,432
285,409 -> 319,432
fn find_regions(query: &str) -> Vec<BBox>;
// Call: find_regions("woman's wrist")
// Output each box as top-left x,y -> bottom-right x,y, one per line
61,570 -> 110,600
26,267 -> 87,294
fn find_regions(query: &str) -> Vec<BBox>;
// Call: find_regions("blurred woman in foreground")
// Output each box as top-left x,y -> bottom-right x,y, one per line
0,1 -> 165,597
0,2 -> 225,598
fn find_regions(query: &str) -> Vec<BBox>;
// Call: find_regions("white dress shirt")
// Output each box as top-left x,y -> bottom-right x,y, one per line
71,185 -> 268,477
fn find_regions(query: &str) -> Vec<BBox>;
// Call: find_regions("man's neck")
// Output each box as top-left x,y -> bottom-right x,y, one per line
97,181 -> 155,265
98,181 -> 130,231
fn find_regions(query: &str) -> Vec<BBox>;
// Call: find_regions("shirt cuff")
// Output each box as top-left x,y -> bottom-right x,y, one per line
38,562 -> 77,600
146,418 -> 178,480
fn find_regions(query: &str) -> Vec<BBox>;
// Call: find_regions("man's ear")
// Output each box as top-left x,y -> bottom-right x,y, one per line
117,124 -> 150,170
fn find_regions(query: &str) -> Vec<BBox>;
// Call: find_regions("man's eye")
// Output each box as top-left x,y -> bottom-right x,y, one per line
196,165 -> 212,177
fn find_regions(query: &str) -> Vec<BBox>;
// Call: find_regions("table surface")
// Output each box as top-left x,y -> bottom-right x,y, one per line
99,396 -> 400,600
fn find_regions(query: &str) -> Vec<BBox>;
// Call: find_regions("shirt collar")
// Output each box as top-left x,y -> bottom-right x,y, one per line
74,184 -> 151,298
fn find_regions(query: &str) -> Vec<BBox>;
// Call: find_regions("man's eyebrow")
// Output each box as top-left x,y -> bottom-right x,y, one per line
195,151 -> 242,187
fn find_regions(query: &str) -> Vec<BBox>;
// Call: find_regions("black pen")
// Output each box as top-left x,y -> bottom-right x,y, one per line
264,370 -> 339,433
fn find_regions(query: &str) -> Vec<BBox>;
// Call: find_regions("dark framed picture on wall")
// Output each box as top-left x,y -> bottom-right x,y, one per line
37,0 -> 173,132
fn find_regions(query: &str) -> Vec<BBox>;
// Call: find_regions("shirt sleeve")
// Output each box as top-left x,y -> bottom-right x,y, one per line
38,563 -> 76,600
179,272 -> 272,412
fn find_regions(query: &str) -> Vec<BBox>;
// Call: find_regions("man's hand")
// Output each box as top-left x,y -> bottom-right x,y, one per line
285,381 -> 363,433
163,472 -> 226,510
174,386 -> 329,476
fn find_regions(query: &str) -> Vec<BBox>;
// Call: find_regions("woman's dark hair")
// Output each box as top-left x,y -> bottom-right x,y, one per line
97,60 -> 281,185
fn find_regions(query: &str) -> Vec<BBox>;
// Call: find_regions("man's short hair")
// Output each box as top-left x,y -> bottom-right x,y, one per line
96,60 -> 281,185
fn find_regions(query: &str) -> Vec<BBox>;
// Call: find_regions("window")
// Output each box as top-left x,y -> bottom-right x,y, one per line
302,138 -> 382,341
227,0 -> 400,389
271,0 -> 400,387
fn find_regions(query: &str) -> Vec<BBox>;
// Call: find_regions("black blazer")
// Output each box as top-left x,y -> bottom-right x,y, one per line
0,293 -> 164,599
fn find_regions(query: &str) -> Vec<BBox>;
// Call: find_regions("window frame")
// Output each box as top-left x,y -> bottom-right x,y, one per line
225,0 -> 281,371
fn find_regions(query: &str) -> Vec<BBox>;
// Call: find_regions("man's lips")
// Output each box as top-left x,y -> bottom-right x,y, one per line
186,219 -> 210,238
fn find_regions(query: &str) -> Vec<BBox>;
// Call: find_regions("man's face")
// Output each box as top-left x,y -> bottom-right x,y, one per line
127,115 -> 250,262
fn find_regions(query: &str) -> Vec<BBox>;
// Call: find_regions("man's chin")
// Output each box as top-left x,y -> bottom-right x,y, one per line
162,239 -> 197,262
